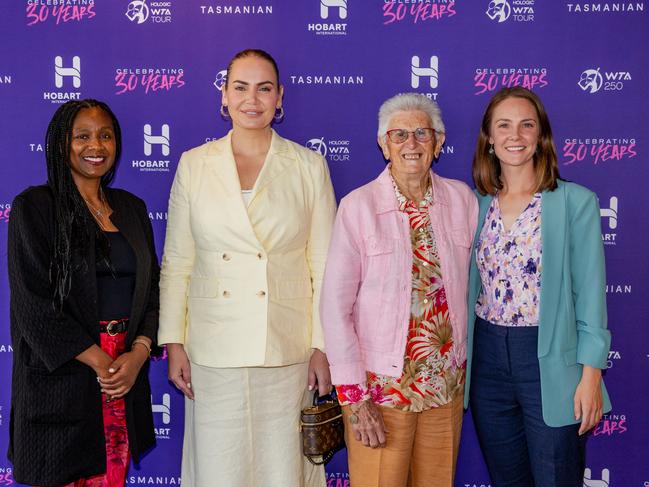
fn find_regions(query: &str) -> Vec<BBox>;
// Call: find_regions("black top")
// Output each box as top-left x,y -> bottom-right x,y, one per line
97,231 -> 136,320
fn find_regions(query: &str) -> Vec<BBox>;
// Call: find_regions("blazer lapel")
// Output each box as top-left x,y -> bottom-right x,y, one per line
538,182 -> 566,357
469,193 -> 492,322
248,130 -> 294,210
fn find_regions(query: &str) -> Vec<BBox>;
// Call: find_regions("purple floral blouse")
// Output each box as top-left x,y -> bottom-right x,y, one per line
475,194 -> 542,327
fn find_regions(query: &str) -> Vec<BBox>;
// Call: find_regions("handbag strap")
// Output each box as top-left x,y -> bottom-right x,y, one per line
306,450 -> 336,466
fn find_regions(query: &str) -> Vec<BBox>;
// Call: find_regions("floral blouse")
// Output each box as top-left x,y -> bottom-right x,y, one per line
336,176 -> 465,412
475,193 -> 542,326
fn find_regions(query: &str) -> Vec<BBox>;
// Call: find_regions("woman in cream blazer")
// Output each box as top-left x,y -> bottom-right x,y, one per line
158,49 -> 336,487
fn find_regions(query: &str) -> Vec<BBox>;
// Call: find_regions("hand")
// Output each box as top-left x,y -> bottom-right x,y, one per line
167,343 -> 194,400
99,348 -> 148,400
574,365 -> 604,435
349,400 -> 387,448
308,349 -> 332,396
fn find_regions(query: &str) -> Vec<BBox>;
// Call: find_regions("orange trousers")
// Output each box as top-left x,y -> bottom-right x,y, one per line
342,395 -> 463,487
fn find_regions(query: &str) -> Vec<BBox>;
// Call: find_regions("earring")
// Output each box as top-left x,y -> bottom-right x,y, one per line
488,144 -> 495,155
274,106 -> 284,122
220,105 -> 230,120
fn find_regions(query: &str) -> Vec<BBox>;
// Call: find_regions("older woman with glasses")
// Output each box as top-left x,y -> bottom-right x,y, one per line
321,93 -> 478,487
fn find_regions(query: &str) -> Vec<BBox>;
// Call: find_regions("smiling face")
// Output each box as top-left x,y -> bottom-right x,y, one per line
68,106 -> 116,186
379,110 -> 445,181
221,55 -> 283,131
488,96 -> 540,171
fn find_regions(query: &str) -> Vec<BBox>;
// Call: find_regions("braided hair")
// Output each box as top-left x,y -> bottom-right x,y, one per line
45,99 -> 122,311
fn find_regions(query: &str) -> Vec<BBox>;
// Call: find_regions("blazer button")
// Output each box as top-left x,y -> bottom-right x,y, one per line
257,252 -> 263,260
222,290 -> 230,298
257,290 -> 266,297
222,253 -> 231,261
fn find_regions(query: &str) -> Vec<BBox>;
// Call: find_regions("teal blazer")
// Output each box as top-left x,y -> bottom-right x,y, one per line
464,180 -> 612,427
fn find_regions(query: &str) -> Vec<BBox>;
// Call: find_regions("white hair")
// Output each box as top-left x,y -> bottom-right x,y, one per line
377,93 -> 445,139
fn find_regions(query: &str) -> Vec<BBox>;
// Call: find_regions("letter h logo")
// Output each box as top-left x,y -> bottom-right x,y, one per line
151,393 -> 171,425
54,56 -> 81,88
411,56 -> 439,89
600,196 -> 618,230
144,124 -> 170,156
320,0 -> 347,19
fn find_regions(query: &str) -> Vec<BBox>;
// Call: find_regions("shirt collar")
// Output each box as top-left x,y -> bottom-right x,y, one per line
389,168 -> 434,212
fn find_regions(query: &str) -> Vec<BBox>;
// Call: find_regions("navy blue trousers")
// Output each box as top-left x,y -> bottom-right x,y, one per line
469,317 -> 586,487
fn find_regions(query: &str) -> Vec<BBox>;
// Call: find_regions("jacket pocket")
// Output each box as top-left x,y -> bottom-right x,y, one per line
188,277 -> 219,298
23,368 -> 91,424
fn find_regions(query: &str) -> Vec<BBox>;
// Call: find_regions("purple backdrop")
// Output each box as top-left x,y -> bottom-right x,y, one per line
0,1 -> 647,486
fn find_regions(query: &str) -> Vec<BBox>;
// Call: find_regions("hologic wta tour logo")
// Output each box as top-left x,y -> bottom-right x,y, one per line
126,0 -> 173,24
43,55 -> 82,104
474,67 -> 548,95
213,69 -> 227,91
307,0 -> 348,36
486,0 -> 535,23
562,137 -> 637,165
115,67 -> 185,95
131,123 -> 171,173
578,67 -> 632,93
306,137 -> 351,163
383,0 -> 456,25
26,0 -> 95,26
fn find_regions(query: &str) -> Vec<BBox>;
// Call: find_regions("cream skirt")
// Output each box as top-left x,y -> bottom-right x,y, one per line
181,361 -> 326,487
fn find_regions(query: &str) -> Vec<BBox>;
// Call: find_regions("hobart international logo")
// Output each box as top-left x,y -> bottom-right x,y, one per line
44,56 -> 81,104
599,195 -> 618,245
583,467 -> 610,487
307,0 -> 348,35
131,123 -> 171,172
486,0 -> 534,22
411,56 -> 439,89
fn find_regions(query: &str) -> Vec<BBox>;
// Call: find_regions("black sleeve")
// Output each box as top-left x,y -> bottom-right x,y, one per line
8,193 -> 95,372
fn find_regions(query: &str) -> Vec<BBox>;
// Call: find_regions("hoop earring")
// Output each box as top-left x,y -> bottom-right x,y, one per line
488,144 -> 495,155
220,105 -> 230,120
274,106 -> 284,122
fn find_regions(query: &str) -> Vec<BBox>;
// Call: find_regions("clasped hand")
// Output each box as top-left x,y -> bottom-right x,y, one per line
98,349 -> 148,400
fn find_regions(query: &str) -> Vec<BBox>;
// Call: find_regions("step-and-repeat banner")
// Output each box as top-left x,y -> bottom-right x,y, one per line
0,1 -> 647,486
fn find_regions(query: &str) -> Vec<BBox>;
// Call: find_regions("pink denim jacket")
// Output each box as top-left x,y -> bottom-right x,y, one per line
321,167 -> 478,385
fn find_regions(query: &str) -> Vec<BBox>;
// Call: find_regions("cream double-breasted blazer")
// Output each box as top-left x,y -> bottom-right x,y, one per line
158,130 -> 336,367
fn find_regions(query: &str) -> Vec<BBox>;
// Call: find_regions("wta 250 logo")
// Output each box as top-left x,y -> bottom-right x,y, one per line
578,67 -> 632,93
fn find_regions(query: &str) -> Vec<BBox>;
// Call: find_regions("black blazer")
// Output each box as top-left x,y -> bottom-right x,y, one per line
7,185 -> 159,486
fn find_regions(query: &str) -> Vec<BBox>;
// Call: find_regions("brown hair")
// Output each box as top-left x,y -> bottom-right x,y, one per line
225,49 -> 280,88
472,86 -> 560,195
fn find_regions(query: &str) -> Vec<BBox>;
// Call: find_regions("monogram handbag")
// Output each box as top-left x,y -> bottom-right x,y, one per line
300,391 -> 345,465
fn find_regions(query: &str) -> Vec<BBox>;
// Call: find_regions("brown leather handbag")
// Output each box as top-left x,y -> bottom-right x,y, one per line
300,391 -> 345,465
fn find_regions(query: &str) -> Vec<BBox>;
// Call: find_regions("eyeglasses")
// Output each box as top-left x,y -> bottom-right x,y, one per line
386,128 -> 435,144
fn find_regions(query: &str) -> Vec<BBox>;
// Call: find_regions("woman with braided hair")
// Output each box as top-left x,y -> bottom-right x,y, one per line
7,99 -> 159,486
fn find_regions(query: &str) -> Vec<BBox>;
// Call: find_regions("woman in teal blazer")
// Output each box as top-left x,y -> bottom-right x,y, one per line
464,87 -> 611,487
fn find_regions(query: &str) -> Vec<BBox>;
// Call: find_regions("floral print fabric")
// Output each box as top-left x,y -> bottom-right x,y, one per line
475,194 -> 542,327
336,176 -> 464,412
59,330 -> 131,487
